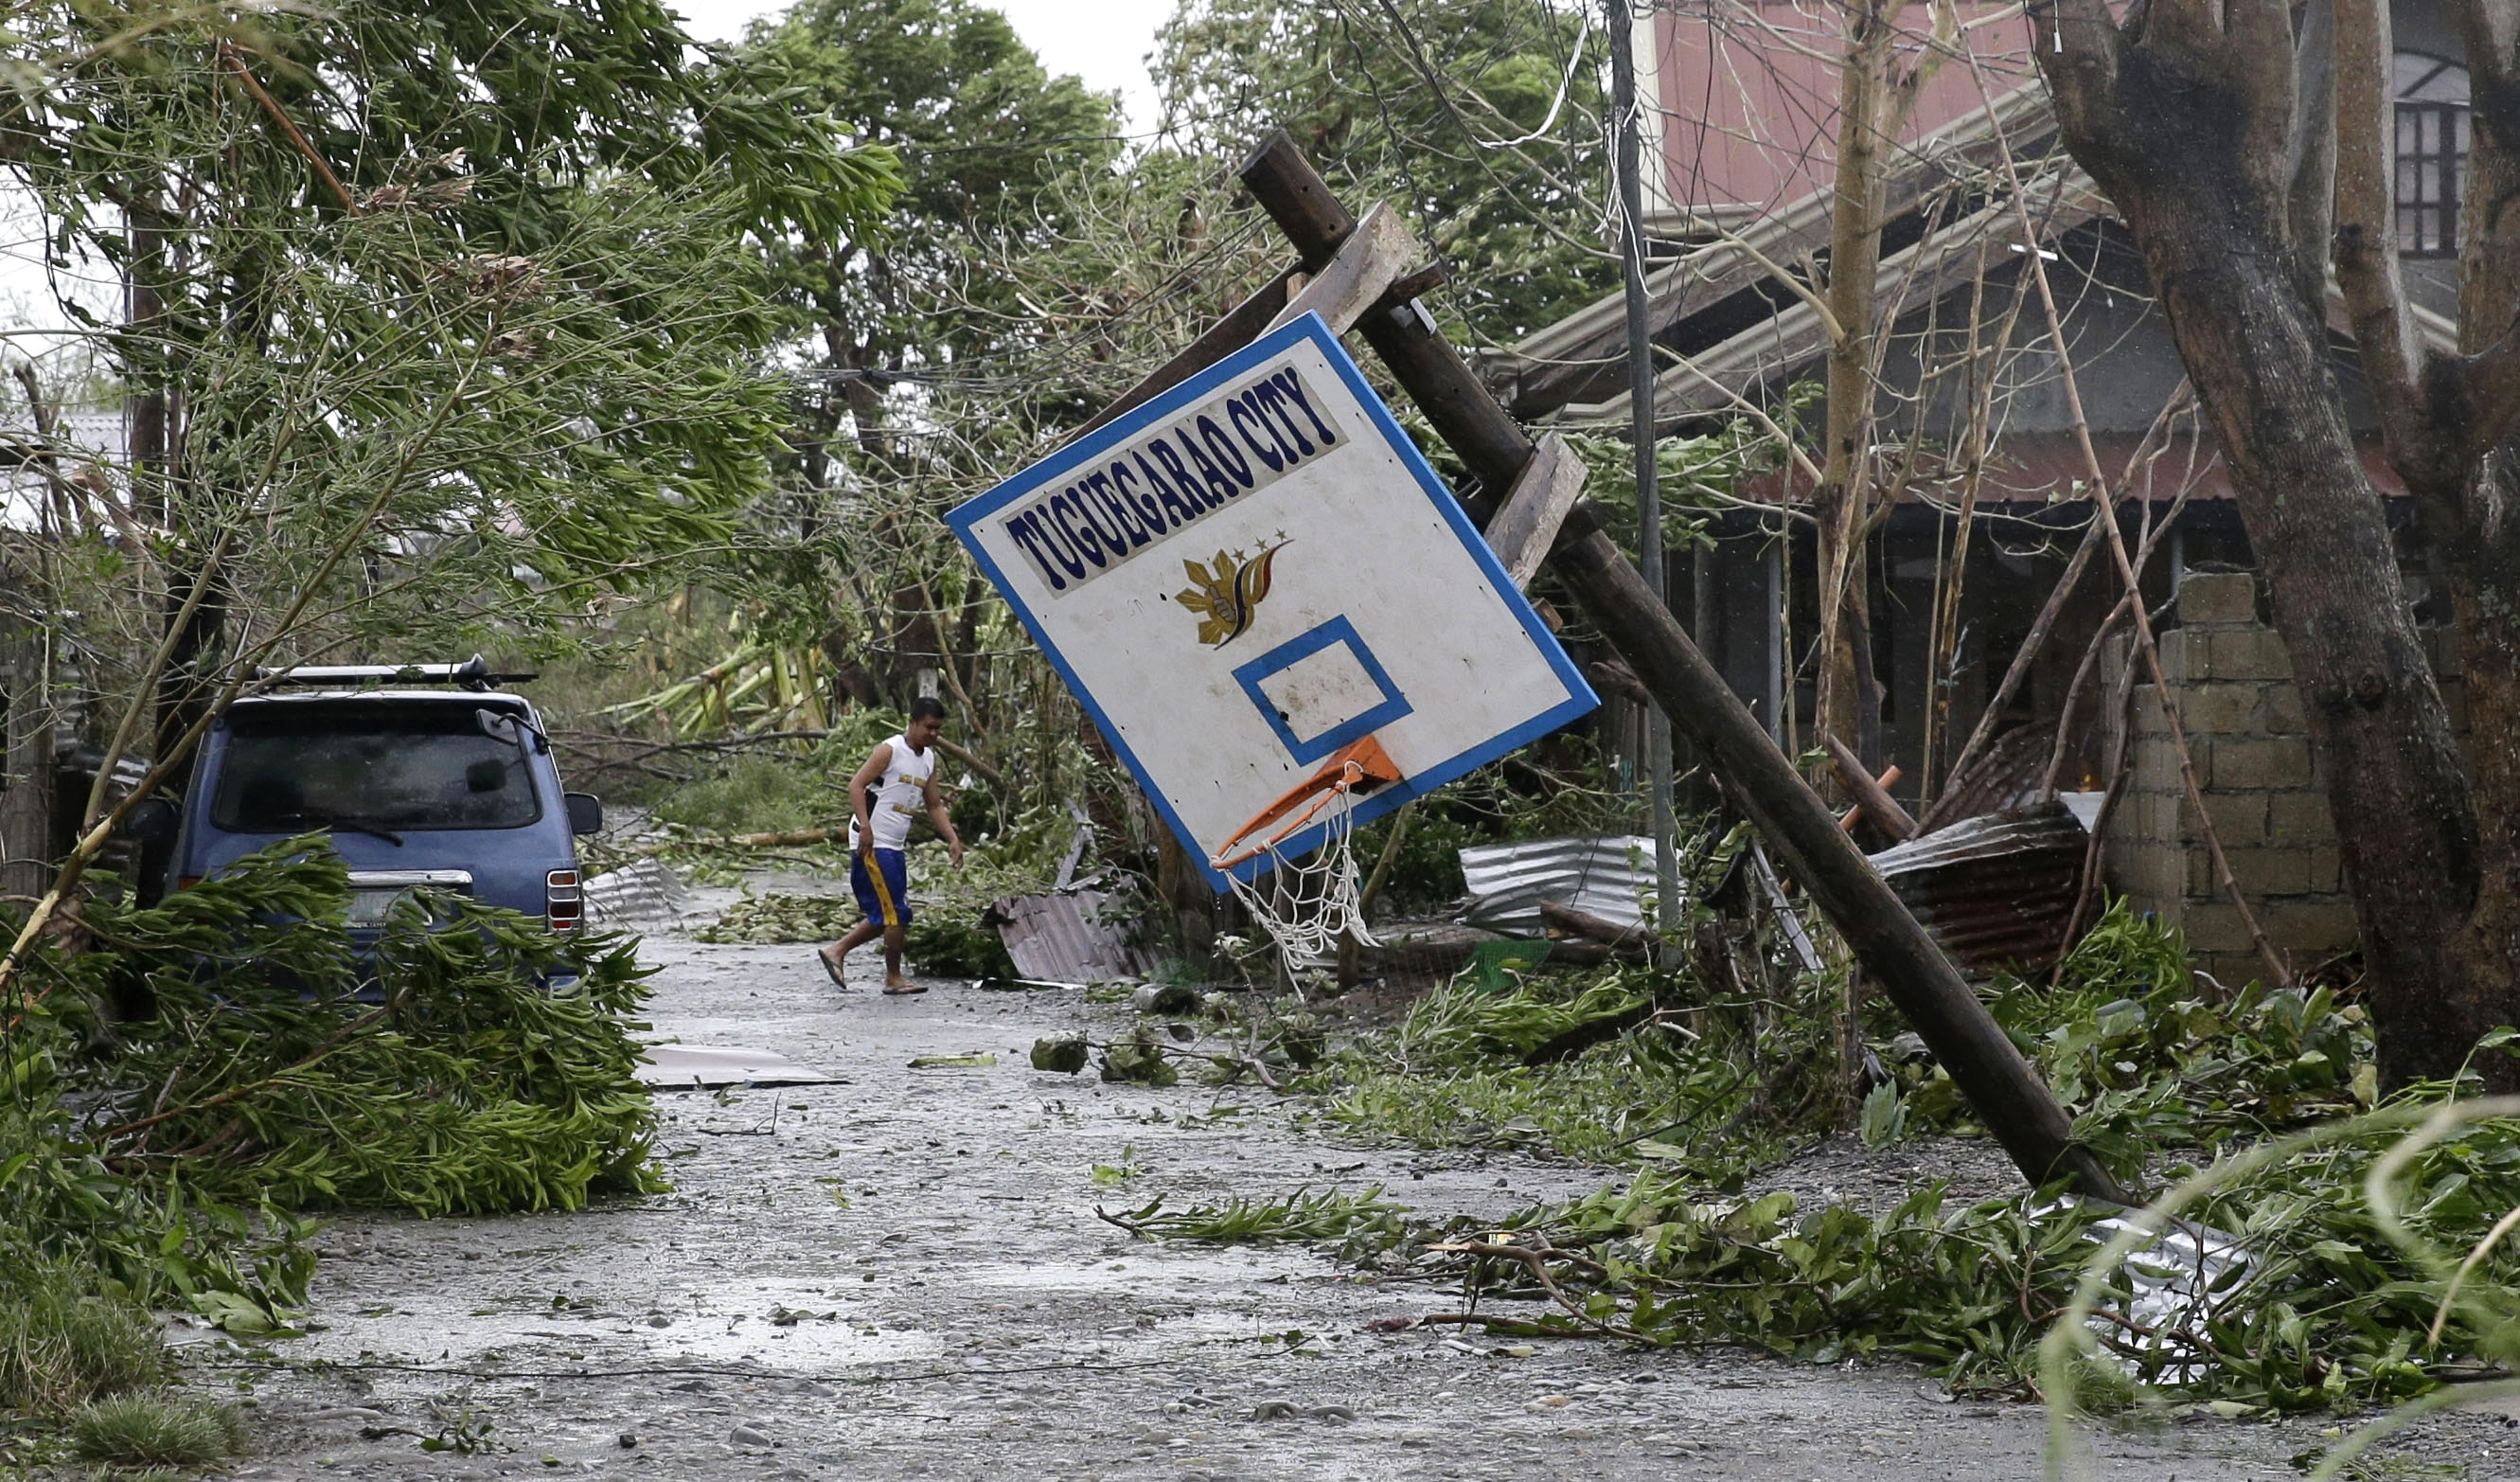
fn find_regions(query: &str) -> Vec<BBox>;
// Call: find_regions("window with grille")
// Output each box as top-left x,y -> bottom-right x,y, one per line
2396,53 -> 2471,259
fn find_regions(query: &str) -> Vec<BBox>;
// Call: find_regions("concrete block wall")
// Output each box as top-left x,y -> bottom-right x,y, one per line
2101,571 -> 2463,986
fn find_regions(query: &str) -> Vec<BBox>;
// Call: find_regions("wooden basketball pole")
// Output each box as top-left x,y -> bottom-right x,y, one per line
1233,130 -> 2127,1205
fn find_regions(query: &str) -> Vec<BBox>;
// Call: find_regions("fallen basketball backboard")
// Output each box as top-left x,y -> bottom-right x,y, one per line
950,312 -> 1596,891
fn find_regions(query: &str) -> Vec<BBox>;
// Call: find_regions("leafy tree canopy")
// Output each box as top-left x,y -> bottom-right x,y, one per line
1154,0 -> 1606,343
722,0 -> 1122,393
0,0 -> 899,658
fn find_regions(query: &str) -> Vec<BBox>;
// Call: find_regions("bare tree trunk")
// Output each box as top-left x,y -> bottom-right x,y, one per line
127,200 -> 169,525
1812,0 -> 1899,770
0,606 -> 52,904
1813,0 -> 1951,771
2438,495 -> 2520,1082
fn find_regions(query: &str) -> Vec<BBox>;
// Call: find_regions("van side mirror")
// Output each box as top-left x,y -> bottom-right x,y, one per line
117,796 -> 180,844
563,793 -> 602,836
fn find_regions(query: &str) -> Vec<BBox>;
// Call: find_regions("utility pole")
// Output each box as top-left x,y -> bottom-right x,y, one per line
1608,0 -> 1680,941
1233,129 -> 2126,1204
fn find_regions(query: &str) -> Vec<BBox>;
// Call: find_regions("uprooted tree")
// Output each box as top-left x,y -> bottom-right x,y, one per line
2032,0 -> 2520,1085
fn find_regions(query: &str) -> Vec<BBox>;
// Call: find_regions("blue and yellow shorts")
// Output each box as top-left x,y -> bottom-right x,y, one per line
850,847 -> 913,927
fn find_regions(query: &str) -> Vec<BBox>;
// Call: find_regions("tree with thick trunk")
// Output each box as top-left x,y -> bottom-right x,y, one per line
2032,0 -> 2520,1085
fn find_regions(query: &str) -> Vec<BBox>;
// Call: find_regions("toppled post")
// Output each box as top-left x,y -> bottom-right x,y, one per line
1825,735 -> 1919,841
1237,129 -> 2126,1205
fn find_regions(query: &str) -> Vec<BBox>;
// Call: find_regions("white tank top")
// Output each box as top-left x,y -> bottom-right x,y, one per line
849,733 -> 935,851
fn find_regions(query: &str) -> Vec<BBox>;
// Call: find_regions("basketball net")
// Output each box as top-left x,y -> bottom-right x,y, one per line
1209,737 -> 1400,977
1221,798 -> 1375,975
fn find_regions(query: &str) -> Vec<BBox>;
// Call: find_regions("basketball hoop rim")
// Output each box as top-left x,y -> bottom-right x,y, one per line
1208,734 -> 1403,871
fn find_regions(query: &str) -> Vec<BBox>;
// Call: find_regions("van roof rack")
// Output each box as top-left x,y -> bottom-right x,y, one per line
253,654 -> 538,692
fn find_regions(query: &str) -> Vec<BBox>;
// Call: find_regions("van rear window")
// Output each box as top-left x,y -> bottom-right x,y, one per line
212,704 -> 541,833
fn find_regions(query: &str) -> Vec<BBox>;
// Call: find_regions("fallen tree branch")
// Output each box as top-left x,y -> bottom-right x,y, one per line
1429,1241 -> 1658,1343
555,728 -> 1008,793
626,827 -> 840,857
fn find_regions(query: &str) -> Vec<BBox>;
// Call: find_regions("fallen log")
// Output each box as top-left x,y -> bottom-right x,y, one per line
625,827 -> 838,858
1539,900 -> 1651,957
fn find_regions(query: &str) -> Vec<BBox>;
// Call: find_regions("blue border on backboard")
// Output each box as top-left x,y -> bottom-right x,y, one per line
947,312 -> 1599,892
1232,615 -> 1415,765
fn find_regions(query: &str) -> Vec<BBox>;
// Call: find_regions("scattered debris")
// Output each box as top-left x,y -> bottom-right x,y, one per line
696,891 -> 854,944
1132,980 -> 1199,1015
1536,900 -> 1650,962
583,858 -> 699,929
1030,1033 -> 1091,1074
2083,1206 -> 2248,1384
1359,920 -> 1508,978
636,1044 -> 837,1089
1098,1187 -> 1405,1246
1463,937 -> 1553,994
907,1053 -> 997,1070
990,887 -> 1164,983
1099,1030 -> 1180,1087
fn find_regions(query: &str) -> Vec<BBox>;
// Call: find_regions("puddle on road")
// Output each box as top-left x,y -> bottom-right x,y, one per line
638,1314 -> 939,1368
273,1277 -> 941,1372
951,1250 -> 1297,1294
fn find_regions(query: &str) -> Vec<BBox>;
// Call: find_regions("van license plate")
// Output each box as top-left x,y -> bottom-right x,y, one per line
346,888 -> 409,927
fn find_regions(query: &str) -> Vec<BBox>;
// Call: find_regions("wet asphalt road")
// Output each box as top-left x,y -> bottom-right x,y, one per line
187,936 -> 2344,1480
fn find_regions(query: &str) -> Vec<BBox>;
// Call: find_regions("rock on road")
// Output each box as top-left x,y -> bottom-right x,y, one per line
201,937 -> 2329,1480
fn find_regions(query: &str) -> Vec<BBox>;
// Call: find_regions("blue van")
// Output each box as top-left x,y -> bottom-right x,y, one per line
143,657 -> 602,944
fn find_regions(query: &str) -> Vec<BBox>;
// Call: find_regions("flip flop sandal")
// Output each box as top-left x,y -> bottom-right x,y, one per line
818,949 -> 848,990
882,980 -> 928,995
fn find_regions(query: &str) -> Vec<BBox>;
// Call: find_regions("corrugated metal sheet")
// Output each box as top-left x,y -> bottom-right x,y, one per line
1870,800 -> 2089,973
1459,835 -> 1663,937
988,888 -> 1164,984
585,858 -> 698,929
1915,724 -> 2050,834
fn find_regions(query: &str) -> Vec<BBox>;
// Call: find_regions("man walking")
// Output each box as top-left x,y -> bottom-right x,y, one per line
818,698 -> 963,994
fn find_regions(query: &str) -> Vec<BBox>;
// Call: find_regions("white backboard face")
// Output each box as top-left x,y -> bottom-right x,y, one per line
951,313 -> 1596,891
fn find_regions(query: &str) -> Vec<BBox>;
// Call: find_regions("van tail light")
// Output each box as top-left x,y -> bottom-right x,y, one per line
546,869 -> 582,932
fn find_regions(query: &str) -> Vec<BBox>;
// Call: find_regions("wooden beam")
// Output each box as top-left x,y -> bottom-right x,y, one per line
1265,201 -> 1421,335
1235,128 -> 2126,1205
1485,432 -> 1588,592
1825,736 -> 1920,841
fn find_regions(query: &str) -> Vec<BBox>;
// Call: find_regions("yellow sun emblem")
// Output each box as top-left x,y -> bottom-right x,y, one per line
1174,543 -> 1286,648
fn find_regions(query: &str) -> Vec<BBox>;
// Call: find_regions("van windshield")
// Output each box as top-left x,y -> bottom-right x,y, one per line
211,703 -> 541,833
